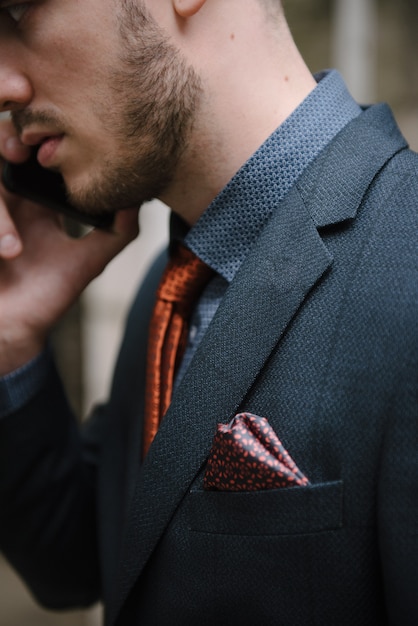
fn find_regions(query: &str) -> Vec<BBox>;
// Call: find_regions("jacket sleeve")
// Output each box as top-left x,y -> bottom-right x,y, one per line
0,358 -> 101,609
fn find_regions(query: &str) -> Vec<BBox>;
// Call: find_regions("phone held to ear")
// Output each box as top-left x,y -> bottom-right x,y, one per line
1,151 -> 114,230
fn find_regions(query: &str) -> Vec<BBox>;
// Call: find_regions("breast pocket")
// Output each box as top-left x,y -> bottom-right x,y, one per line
186,480 -> 343,535
179,481 -> 345,624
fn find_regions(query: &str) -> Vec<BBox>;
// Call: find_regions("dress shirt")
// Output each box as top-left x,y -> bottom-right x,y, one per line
0,70 -> 361,416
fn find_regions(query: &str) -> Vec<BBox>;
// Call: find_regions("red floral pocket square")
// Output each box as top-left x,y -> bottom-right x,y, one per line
203,412 -> 309,491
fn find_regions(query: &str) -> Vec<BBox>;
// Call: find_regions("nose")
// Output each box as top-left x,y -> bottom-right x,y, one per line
0,67 -> 33,113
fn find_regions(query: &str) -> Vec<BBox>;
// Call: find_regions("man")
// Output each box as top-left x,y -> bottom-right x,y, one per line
0,0 -> 417,624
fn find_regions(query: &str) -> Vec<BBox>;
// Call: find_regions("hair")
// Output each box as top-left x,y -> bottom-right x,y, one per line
259,0 -> 284,20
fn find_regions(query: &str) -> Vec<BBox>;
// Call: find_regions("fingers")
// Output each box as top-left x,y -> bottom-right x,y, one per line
0,224 -> 22,259
0,116 -> 30,163
0,189 -> 23,260
0,117 -> 29,258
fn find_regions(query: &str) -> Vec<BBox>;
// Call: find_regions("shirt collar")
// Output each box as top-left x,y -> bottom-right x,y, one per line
172,70 -> 361,283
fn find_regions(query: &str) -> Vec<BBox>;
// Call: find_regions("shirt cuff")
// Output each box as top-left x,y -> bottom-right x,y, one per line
0,350 -> 52,418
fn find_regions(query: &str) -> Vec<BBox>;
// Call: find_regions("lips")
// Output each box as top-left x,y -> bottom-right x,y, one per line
36,135 -> 63,166
20,131 -> 64,167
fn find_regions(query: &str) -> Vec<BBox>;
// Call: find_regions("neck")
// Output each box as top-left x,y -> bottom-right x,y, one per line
159,7 -> 316,225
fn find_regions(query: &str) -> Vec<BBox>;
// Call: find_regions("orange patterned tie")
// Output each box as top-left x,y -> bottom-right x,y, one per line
143,244 -> 214,457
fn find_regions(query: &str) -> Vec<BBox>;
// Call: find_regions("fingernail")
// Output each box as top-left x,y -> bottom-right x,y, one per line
6,136 -> 23,149
0,233 -> 20,256
5,136 -> 28,156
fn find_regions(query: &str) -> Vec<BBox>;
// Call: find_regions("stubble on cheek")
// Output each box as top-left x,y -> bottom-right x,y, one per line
65,1 -> 203,213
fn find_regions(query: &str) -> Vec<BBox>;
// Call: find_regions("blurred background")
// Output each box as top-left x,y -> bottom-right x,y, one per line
1,0 -> 417,624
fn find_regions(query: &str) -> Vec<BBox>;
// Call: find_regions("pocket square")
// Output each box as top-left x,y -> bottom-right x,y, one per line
203,412 -> 309,491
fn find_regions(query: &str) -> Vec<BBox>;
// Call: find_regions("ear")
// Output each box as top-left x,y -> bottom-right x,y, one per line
172,0 -> 207,18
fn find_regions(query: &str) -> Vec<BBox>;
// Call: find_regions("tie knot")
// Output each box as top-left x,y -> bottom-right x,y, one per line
157,245 -> 213,309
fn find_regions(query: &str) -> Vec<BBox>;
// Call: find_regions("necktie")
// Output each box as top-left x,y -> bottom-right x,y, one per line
143,244 -> 213,457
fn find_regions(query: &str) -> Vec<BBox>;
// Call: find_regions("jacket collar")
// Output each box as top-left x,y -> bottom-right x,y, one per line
299,103 -> 407,227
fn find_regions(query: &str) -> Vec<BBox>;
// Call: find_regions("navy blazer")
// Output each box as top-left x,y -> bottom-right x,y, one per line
0,103 -> 417,626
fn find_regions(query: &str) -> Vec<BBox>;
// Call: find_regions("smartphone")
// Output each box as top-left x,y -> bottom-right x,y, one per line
1,151 -> 114,229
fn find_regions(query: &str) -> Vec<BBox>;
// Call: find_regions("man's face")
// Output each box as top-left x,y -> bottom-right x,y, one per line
1,0 -> 201,215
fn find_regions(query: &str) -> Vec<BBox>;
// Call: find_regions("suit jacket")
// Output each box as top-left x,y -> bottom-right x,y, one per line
0,104 -> 417,626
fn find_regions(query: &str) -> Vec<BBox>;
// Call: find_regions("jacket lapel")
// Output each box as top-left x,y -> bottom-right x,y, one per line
108,103 -> 407,625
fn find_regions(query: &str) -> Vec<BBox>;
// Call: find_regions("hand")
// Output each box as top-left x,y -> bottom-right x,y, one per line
0,117 -> 139,376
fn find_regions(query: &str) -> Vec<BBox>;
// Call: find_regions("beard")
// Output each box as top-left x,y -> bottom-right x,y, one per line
13,0 -> 202,216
